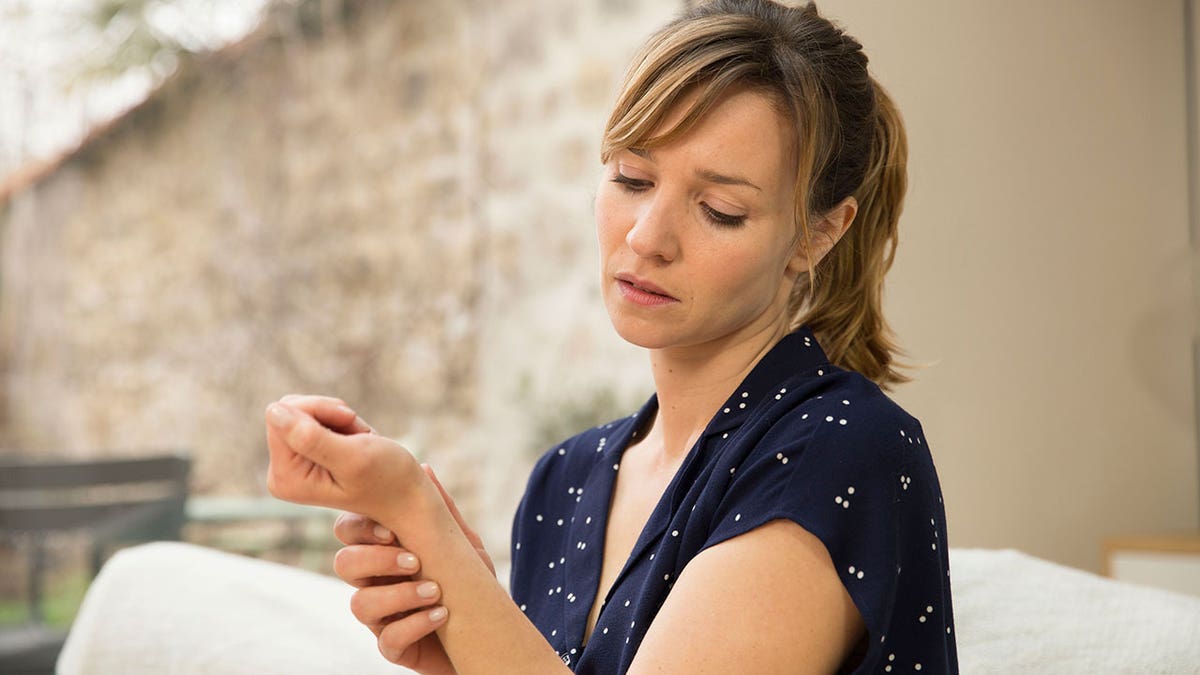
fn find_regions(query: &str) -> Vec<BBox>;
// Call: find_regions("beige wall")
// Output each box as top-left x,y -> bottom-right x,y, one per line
822,0 -> 1198,571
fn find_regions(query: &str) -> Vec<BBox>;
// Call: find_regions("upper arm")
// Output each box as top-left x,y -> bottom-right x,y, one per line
627,519 -> 865,675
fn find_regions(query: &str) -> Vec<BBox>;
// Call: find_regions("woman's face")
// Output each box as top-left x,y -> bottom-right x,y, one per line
596,88 -> 804,352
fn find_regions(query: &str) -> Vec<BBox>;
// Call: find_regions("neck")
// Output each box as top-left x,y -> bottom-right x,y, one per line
643,319 -> 791,467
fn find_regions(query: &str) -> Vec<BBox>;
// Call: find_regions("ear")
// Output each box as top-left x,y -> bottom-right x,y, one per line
785,196 -> 858,276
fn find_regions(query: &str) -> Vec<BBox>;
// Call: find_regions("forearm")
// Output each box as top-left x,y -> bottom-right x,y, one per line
377,492 -> 570,675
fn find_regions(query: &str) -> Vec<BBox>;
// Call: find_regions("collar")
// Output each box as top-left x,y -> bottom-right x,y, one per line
564,326 -> 831,652
702,326 -> 831,437
622,327 -> 830,441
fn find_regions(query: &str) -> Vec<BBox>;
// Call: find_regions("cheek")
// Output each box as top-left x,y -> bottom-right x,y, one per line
698,241 -> 789,302
594,186 -> 627,252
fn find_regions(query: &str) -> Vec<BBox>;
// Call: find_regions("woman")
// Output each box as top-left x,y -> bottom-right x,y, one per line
264,1 -> 957,673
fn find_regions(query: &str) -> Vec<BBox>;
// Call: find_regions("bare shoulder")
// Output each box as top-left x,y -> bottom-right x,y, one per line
628,518 -> 865,675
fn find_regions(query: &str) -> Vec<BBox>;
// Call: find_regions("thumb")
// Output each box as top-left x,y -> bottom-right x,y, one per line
267,402 -> 339,469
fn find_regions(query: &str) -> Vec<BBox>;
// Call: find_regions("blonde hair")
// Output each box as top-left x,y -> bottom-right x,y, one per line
601,0 -> 912,389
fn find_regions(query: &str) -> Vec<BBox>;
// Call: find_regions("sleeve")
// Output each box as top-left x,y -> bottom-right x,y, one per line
700,400 -> 955,672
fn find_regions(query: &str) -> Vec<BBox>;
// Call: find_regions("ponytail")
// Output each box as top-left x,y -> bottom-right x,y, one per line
792,80 -> 912,390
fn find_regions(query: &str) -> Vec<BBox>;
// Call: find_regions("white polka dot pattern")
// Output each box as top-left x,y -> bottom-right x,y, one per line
507,328 -> 957,673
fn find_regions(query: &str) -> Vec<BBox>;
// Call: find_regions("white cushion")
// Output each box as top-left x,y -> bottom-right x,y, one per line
58,542 -> 408,674
950,548 -> 1200,674
60,543 -> 1200,673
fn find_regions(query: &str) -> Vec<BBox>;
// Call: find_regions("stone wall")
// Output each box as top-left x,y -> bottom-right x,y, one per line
0,0 -> 681,560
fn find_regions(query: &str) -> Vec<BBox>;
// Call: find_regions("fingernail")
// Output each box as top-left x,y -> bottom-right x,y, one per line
373,525 -> 392,542
428,606 -> 447,622
416,581 -> 439,599
267,404 -> 294,428
336,404 -> 355,416
397,552 -> 418,571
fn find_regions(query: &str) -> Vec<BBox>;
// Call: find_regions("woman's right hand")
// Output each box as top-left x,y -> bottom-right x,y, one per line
332,454 -> 494,674
334,513 -> 456,675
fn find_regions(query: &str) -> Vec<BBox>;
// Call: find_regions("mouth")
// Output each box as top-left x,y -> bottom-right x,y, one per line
615,274 -> 679,305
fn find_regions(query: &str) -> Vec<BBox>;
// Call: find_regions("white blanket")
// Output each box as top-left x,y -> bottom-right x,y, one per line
58,542 -> 411,674
950,548 -> 1200,674
59,542 -> 1200,673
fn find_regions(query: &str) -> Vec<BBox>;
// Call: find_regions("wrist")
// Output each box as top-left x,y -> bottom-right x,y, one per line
374,469 -> 458,546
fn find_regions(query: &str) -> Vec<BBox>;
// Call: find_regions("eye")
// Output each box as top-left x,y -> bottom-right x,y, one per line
701,203 -> 747,228
611,173 -> 652,192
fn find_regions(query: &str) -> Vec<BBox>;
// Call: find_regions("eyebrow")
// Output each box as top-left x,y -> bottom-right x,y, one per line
628,147 -> 762,192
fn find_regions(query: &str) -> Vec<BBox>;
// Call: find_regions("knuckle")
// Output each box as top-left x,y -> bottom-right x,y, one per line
377,641 -> 403,665
397,583 -> 419,606
265,472 -> 279,497
348,590 -> 365,620
265,471 -> 290,501
378,622 -> 419,663
348,589 -> 372,623
286,418 -> 319,453
395,581 -> 428,609
332,547 -> 355,580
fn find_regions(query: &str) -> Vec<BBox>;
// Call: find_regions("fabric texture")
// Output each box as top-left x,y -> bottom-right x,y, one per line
510,327 -> 958,673
58,541 -> 1200,673
57,541 -> 408,675
950,548 -> 1200,674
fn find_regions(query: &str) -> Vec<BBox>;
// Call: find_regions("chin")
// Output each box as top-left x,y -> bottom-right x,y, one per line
607,311 -> 716,352
605,311 -> 676,350
612,325 -> 671,350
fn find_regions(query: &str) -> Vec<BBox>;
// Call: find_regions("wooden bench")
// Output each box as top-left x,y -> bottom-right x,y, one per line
0,452 -> 191,674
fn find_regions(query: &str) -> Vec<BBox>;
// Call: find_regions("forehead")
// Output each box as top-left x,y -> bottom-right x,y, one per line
634,88 -> 796,192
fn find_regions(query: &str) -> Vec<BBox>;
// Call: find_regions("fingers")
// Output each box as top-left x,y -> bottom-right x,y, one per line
422,461 -> 477,547
377,606 -> 449,664
334,512 -> 396,546
265,401 -> 423,517
266,402 -> 342,469
423,464 -> 473,540
274,394 -> 374,435
263,405 -> 317,500
422,464 -> 497,577
334,544 -> 421,588
349,579 -> 444,630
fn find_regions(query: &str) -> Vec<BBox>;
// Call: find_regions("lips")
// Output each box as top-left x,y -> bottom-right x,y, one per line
616,274 -> 676,298
615,273 -> 679,304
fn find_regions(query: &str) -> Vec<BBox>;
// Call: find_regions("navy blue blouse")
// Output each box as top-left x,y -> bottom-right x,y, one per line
510,327 -> 958,673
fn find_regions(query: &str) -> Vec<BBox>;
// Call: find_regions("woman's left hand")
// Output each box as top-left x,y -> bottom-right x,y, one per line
263,397 -> 427,520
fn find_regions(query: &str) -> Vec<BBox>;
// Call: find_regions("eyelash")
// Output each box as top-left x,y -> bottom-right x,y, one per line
610,173 -> 747,228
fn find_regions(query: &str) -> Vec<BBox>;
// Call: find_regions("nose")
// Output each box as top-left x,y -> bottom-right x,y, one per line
625,194 -> 680,263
